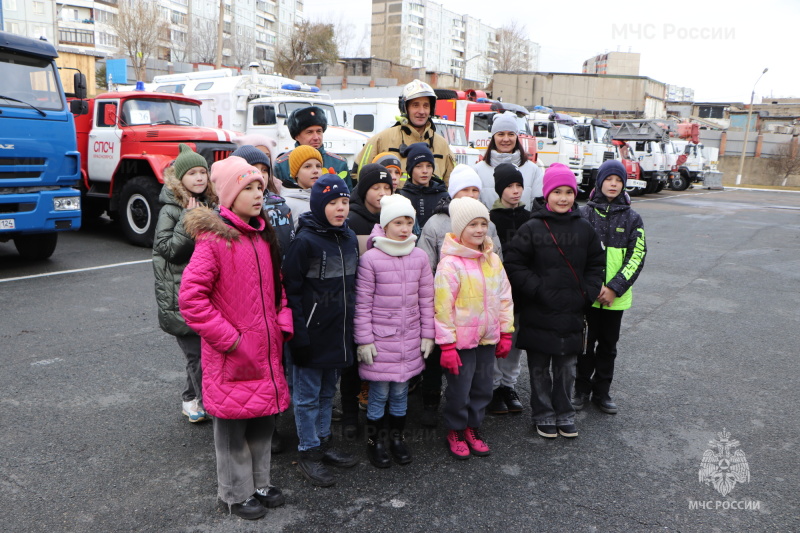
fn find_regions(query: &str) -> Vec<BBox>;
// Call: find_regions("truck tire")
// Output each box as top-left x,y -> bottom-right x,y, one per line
627,185 -> 644,197
670,170 -> 691,191
644,180 -> 658,194
655,181 -> 665,193
14,233 -> 58,260
119,176 -> 162,247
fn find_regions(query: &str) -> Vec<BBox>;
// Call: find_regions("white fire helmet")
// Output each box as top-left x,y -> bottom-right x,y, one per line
399,79 -> 436,115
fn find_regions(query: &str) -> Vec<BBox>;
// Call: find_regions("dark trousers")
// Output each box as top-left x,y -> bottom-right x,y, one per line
420,344 -> 443,403
175,334 -> 202,402
576,307 -> 624,401
527,352 -> 577,425
442,345 -> 495,431
340,359 -> 361,424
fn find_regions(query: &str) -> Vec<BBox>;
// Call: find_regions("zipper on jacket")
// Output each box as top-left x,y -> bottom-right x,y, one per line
250,235 -> 280,402
306,301 -> 318,328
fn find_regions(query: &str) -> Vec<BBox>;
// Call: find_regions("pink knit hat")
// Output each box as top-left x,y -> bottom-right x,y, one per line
542,163 -> 577,199
210,156 -> 265,208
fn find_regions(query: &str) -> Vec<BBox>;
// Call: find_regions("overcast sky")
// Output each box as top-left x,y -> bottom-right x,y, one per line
302,0 -> 796,103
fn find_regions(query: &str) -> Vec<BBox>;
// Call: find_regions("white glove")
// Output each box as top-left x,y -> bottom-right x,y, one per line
357,344 -> 377,365
420,338 -> 435,359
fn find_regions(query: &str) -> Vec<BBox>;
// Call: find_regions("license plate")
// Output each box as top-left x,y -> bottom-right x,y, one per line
628,179 -> 647,189
0,218 -> 15,230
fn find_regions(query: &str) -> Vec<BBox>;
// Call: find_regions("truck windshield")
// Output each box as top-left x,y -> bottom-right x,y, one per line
516,116 -> 532,136
436,123 -> 468,146
121,98 -> 203,126
0,51 -> 64,111
557,123 -> 577,141
593,126 -> 609,143
280,102 -> 339,127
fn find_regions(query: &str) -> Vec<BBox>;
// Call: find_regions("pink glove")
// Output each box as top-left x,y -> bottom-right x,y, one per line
439,343 -> 462,375
496,333 -> 513,359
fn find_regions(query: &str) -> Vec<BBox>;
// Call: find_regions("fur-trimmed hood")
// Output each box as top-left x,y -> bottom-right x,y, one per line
183,205 -> 264,242
161,166 -> 218,209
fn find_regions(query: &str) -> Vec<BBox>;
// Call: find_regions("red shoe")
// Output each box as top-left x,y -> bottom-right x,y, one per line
464,427 -> 491,456
446,430 -> 470,460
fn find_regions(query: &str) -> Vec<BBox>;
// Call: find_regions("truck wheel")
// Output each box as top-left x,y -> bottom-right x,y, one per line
644,180 -> 658,194
119,176 -> 162,247
627,185 -> 644,197
670,171 -> 691,191
14,233 -> 58,260
655,181 -> 665,193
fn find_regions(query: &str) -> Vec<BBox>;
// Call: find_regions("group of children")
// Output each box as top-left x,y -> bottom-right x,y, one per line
152,133 -> 646,520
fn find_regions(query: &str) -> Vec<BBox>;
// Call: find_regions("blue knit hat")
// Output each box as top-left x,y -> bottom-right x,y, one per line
403,142 -> 434,174
310,174 -> 350,225
231,145 -> 271,171
596,159 -> 627,189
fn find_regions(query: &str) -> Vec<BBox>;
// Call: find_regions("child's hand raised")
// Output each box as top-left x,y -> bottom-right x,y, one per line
186,197 -> 199,210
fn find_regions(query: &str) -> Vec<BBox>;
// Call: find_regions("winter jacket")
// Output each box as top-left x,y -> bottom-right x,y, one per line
264,192 -> 294,256
418,196 -> 503,273
580,190 -> 646,311
355,120 -> 456,184
152,172 -> 217,337
178,206 -> 292,420
282,212 -> 359,369
397,177 -> 450,228
434,234 -> 514,349
489,199 -> 531,255
503,198 -> 605,356
280,184 -> 311,230
346,185 -> 381,236
473,155 -> 544,210
275,144 -> 352,189
354,225 -> 435,382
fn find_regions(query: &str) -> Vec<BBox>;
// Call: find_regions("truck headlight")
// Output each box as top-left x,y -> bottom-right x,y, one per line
54,197 -> 81,211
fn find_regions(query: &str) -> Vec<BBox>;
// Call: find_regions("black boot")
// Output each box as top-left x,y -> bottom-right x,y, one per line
297,447 -> 335,487
319,435 -> 359,468
420,393 -> 440,428
387,415 -> 412,465
365,417 -> 391,468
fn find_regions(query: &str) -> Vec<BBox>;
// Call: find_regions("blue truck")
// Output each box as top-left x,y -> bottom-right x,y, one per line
0,31 -> 87,260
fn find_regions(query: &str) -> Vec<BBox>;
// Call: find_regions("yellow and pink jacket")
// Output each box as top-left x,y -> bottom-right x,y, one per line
434,234 -> 514,349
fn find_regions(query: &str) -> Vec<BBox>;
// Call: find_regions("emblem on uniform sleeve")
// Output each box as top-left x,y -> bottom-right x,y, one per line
698,429 -> 750,497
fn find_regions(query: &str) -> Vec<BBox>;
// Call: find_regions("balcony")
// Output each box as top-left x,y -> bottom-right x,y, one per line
58,27 -> 95,47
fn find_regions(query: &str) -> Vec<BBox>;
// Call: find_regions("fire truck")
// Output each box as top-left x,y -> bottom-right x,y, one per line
574,117 -> 643,194
669,121 -> 718,190
528,109 -> 583,183
74,90 -> 237,246
608,120 -> 670,195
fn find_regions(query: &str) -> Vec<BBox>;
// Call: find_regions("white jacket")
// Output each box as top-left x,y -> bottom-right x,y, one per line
280,186 -> 311,229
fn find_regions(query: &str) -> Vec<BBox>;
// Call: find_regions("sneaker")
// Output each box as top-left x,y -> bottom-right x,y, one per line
502,387 -> 523,413
357,381 -> 370,411
464,427 -> 490,456
254,486 -> 285,508
487,388 -> 508,415
536,424 -> 558,439
228,496 -> 267,520
592,396 -> 619,414
557,424 -> 578,438
446,430 -> 470,460
571,392 -> 589,410
182,399 -> 207,423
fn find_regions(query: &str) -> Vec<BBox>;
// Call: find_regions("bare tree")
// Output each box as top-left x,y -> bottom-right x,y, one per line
275,21 -> 339,78
228,29 -> 256,69
495,21 -> 532,72
768,140 -> 800,186
190,20 -> 218,64
112,0 -> 168,81
330,16 -> 369,58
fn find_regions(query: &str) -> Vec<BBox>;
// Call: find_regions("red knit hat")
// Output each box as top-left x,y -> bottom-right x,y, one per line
210,156 -> 265,208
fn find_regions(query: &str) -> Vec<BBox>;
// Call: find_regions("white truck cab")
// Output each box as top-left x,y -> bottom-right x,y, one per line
528,109 -> 583,183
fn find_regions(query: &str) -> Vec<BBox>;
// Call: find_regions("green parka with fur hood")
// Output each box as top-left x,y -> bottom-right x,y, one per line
152,166 -> 217,336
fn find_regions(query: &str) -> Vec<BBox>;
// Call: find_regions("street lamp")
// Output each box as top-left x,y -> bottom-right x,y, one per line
736,67 -> 768,185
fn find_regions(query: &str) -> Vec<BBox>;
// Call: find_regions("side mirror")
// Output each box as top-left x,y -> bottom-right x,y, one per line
73,72 -> 87,100
70,99 -> 89,115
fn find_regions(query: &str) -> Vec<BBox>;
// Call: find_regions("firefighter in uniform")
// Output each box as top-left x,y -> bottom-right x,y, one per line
274,106 -> 353,189
354,79 -> 456,186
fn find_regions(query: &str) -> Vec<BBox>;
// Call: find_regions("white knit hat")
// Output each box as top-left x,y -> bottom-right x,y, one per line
447,164 -> 483,198
490,112 -> 518,135
450,196 -> 490,239
380,194 -> 416,228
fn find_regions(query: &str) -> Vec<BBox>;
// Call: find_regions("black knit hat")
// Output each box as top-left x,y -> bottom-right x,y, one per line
403,142 -> 434,174
356,163 -> 394,202
493,163 -> 524,198
287,106 -> 328,139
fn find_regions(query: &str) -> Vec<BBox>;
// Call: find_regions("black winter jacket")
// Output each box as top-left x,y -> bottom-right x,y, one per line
397,177 -> 449,228
282,212 -> 359,368
346,185 -> 380,236
503,198 -> 605,355
489,200 -> 531,256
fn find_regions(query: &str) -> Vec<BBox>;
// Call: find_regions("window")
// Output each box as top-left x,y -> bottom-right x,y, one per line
195,82 -> 214,91
472,113 -> 492,132
3,0 -> 18,11
0,51 -> 64,111
96,101 -> 119,127
59,28 -> 94,46
33,1 -> 44,15
253,104 -> 276,125
352,114 -> 374,133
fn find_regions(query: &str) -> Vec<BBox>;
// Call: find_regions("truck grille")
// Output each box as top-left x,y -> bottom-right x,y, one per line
0,157 -> 46,180
193,142 -> 237,166
455,153 -> 470,165
213,150 -> 231,162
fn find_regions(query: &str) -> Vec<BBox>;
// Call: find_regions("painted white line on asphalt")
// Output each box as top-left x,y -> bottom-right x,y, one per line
724,187 -> 800,194
0,259 -> 152,284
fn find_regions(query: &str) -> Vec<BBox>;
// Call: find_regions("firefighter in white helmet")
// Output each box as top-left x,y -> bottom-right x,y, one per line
354,79 -> 456,185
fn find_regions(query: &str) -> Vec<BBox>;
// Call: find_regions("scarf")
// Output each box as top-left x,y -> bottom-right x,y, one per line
372,234 -> 418,257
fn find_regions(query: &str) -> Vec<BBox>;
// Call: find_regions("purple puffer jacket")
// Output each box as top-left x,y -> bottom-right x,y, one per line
179,206 -> 292,419
354,224 -> 435,382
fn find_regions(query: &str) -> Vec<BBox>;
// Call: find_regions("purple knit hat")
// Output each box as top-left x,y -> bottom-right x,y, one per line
542,163 -> 577,199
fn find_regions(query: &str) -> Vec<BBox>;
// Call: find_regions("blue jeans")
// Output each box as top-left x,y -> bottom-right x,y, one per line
366,380 -> 410,420
292,366 -> 338,451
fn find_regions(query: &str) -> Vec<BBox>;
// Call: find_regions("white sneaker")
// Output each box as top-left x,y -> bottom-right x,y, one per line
182,398 -> 207,422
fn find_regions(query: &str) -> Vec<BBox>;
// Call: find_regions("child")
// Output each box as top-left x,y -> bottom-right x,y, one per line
234,133 -> 277,165
153,143 -> 216,423
280,145 -> 323,229
416,164 -> 503,428
178,156 -> 292,520
372,152 -> 403,190
354,194 -> 435,468
397,143 -> 449,227
282,174 -> 360,487
574,160 -> 646,414
503,163 -> 605,440
434,197 -> 514,459
231,144 -> 294,254
487,163 -> 532,415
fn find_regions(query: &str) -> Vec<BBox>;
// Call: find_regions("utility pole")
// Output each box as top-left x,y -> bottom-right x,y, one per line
215,0 -> 225,68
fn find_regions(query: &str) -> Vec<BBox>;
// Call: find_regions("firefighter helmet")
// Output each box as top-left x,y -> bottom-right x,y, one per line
398,79 -> 437,115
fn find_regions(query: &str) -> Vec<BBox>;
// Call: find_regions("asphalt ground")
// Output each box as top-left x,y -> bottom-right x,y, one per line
1,187 -> 798,532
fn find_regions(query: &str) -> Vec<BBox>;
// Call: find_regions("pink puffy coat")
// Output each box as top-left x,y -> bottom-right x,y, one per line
354,225 -> 435,382
179,206 -> 292,419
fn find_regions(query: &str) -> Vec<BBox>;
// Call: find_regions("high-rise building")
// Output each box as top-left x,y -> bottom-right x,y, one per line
371,0 -> 539,85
